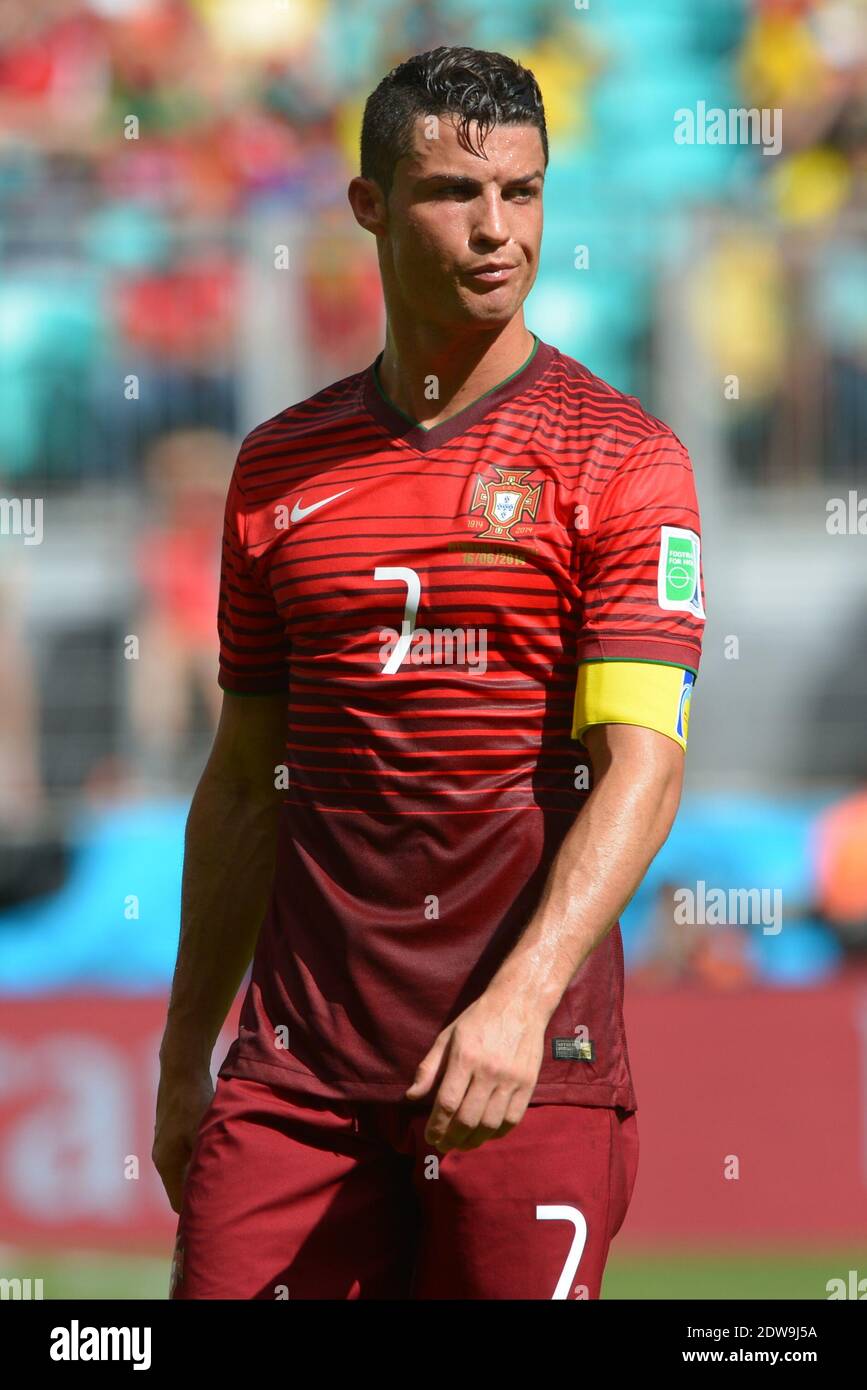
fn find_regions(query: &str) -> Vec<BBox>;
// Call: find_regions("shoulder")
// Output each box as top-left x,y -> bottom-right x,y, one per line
537,339 -> 690,470
233,364 -> 370,489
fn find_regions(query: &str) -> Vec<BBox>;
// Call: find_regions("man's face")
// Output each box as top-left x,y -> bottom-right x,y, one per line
379,114 -> 545,330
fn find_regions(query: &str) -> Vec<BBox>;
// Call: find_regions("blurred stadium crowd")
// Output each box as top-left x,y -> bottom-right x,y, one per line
0,0 -> 865,996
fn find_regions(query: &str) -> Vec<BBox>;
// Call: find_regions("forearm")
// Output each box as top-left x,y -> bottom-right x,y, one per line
159,769 -> 282,1072
487,738 -> 682,1020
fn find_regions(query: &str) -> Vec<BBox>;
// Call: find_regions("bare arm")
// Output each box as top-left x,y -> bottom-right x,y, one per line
483,722 -> 683,1015
405,723 -> 684,1150
153,689 -> 286,1210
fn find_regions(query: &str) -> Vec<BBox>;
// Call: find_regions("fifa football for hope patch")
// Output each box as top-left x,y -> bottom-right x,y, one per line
657,526 -> 705,619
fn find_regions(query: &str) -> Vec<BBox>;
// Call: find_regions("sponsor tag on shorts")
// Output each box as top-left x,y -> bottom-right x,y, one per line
552,1038 -> 595,1061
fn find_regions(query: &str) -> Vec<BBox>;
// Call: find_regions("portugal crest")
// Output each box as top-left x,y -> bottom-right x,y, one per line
468,466 -> 543,543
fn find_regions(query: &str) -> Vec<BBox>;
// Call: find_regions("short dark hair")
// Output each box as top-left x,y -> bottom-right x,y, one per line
360,46 -> 548,202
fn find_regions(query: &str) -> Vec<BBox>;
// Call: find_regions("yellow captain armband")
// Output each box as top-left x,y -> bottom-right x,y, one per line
572,661 -> 696,752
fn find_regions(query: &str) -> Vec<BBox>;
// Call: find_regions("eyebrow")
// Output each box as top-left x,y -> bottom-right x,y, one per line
413,170 -> 545,189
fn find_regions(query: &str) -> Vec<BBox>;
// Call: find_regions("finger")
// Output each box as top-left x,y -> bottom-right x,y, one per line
455,1088 -> 531,1151
162,1146 -> 192,1215
434,1075 -> 497,1151
501,1086 -> 533,1131
478,1085 -> 514,1134
405,1030 -> 450,1100
167,1164 -> 187,1216
162,1168 -> 181,1215
425,1056 -> 474,1146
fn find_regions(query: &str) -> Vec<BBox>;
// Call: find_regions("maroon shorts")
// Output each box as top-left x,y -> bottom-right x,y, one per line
170,1074 -> 638,1300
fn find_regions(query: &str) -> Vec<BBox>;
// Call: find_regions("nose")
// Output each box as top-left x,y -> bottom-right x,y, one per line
470,188 -> 510,248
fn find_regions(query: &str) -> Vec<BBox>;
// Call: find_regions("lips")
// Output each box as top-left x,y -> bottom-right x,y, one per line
465,263 -> 518,283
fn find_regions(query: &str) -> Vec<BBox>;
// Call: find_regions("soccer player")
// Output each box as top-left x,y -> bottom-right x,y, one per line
154,45 -> 706,1300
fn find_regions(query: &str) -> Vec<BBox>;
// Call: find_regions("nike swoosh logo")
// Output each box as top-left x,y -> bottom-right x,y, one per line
290,488 -> 353,523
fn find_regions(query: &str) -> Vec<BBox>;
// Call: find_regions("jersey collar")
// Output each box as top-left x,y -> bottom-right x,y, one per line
362,333 -> 555,453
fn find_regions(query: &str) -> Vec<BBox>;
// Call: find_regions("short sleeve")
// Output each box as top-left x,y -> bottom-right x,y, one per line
217,458 -> 290,695
576,431 -> 706,674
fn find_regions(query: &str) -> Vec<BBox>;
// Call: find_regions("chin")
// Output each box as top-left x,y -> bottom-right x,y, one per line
455,294 -> 521,325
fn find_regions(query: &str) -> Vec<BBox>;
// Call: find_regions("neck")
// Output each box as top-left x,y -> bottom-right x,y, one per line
376,317 -> 535,429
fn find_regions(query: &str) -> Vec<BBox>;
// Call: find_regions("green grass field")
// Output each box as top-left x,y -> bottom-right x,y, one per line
4,1245 -> 865,1300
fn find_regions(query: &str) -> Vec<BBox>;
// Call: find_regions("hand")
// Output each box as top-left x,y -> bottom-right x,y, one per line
404,988 -> 547,1154
152,1064 -> 214,1214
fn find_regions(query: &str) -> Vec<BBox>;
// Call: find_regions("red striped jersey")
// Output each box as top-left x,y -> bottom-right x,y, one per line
216,333 -> 705,1109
